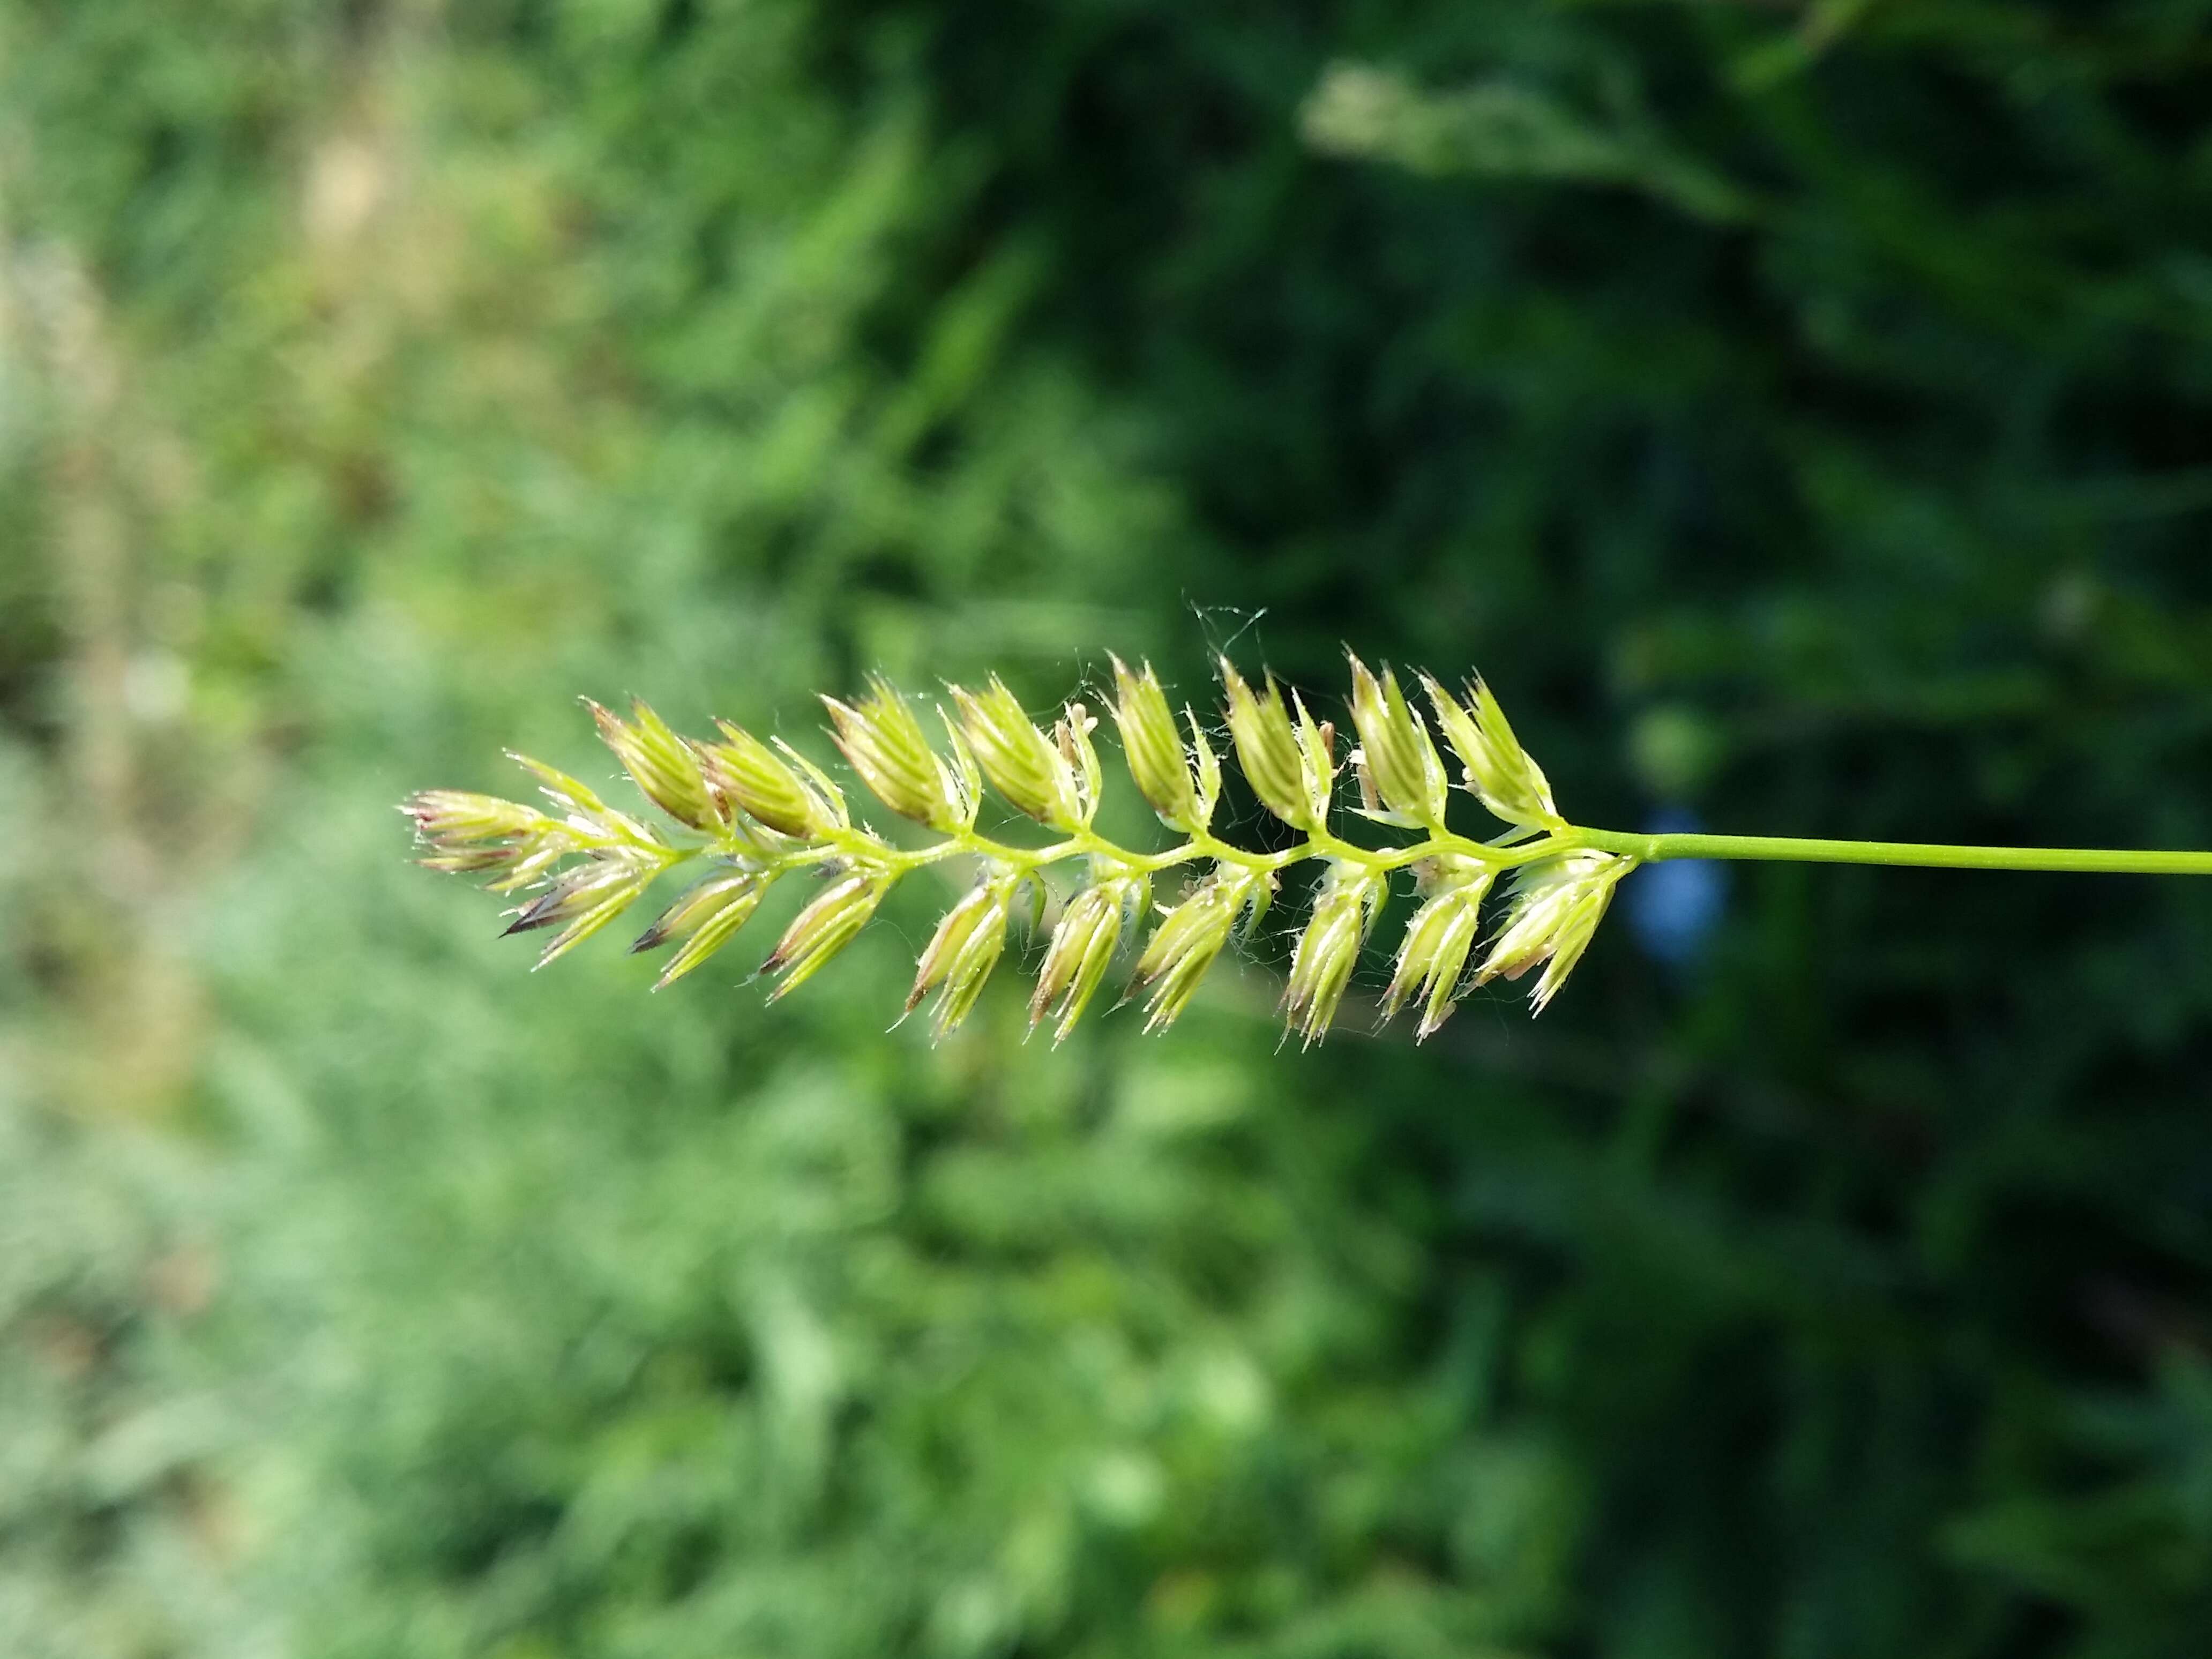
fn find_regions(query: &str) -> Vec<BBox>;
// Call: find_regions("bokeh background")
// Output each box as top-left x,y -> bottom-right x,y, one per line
7,3 -> 2212,1656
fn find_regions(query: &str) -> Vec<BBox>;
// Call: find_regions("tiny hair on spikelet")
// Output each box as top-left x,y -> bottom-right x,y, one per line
402,658 -> 1640,1047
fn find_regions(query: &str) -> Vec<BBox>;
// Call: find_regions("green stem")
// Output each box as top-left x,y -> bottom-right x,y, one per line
1578,827 -> 2212,877
715,813 -> 2212,893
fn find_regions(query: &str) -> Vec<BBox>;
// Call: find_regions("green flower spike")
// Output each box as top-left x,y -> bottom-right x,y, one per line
406,655 -> 2212,1047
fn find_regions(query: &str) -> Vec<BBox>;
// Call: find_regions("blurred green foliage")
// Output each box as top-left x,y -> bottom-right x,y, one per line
4,2 -> 2212,1656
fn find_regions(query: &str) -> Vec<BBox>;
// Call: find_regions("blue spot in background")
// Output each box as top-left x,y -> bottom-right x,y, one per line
1626,807 -> 1728,970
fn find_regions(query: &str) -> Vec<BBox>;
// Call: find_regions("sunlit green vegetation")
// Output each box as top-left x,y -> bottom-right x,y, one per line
6,3 -> 2212,1655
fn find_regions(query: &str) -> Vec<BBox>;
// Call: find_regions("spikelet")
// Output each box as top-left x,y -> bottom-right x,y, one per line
1108,657 -> 1219,832
500,861 -> 657,970
906,872 -> 1018,1038
764,868 -> 892,999
822,676 -> 970,831
1347,655 -> 1448,826
629,870 -> 766,989
1474,851 -> 1634,1013
1420,673 -> 1560,829
1131,869 -> 1271,1033
1032,872 -> 1147,1043
1281,864 -> 1386,1047
694,719 -> 831,839
1219,659 -> 1313,829
1381,856 -> 1494,1038
402,790 -> 559,880
950,677 -> 1079,827
405,743 -> 685,969
587,698 -> 720,831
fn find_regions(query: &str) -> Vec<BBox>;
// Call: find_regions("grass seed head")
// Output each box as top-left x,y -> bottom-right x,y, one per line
408,654 -> 1633,1039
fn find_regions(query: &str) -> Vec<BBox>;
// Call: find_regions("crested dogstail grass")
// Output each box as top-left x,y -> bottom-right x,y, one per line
405,656 -> 2212,1046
